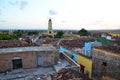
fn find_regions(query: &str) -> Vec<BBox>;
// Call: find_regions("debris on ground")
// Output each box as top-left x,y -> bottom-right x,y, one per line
53,68 -> 90,80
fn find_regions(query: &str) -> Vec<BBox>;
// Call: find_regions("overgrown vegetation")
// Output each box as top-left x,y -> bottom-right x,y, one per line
54,31 -> 64,38
0,30 -> 24,40
78,28 -> 89,36
0,34 -> 18,40
14,30 -> 24,37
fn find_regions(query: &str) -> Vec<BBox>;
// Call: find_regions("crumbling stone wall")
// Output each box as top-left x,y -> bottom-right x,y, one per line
0,50 -> 58,73
0,51 -> 36,73
92,48 -> 120,80
37,50 -> 58,67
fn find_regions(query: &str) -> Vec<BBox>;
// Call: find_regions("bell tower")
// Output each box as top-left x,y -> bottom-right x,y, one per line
47,19 -> 56,37
48,19 -> 53,34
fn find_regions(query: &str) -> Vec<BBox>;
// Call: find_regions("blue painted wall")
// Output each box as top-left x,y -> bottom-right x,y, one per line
59,41 -> 102,60
59,46 -> 78,62
83,42 -> 102,57
83,42 -> 91,57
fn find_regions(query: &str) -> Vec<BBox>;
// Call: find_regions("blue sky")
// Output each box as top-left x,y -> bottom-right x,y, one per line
0,0 -> 120,30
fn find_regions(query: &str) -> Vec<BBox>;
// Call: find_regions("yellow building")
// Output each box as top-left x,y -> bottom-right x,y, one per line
77,54 -> 92,79
108,31 -> 120,37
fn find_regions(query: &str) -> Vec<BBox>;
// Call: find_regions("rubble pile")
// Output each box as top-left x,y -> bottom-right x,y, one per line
60,38 -> 95,50
0,40 -> 39,48
95,46 -> 120,53
53,68 -> 90,80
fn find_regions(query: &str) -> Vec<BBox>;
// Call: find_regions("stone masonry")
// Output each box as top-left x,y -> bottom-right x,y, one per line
92,48 -> 120,80
0,51 -> 36,73
0,46 -> 58,73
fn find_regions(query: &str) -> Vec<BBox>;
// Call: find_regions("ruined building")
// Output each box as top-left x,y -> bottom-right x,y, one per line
0,40 -> 58,73
92,46 -> 120,80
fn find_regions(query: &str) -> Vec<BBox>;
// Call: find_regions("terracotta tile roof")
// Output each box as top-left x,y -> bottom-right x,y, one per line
53,68 -> 90,80
42,38 -> 59,44
94,46 -> 120,54
60,38 -> 95,50
0,40 -> 39,48
64,34 -> 80,38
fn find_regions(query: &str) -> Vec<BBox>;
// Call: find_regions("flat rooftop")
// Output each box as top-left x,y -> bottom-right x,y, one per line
0,46 -> 56,54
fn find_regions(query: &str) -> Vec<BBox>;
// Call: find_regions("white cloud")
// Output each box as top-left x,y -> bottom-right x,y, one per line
0,0 -> 120,30
49,9 -> 57,15
19,1 -> 28,10
9,0 -> 28,10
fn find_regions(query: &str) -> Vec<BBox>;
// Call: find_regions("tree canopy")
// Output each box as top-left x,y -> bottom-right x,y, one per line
78,28 -> 89,36
28,31 -> 38,35
54,31 -> 64,38
14,30 -> 24,37
0,34 -> 18,40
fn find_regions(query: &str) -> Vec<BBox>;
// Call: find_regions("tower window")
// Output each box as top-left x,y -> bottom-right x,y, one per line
49,31 -> 51,34
102,62 -> 107,66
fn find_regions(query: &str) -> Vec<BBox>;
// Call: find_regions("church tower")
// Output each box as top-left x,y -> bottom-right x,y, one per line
47,19 -> 55,37
48,19 -> 53,34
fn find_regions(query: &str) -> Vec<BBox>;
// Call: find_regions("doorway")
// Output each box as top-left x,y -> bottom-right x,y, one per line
101,62 -> 107,76
80,64 -> 85,73
12,58 -> 22,69
37,56 -> 43,67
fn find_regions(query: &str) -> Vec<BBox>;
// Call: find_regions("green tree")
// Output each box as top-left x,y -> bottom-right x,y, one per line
54,31 -> 64,38
14,30 -> 24,38
0,34 -> 17,40
97,37 -> 112,46
78,28 -> 89,36
28,31 -> 38,35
